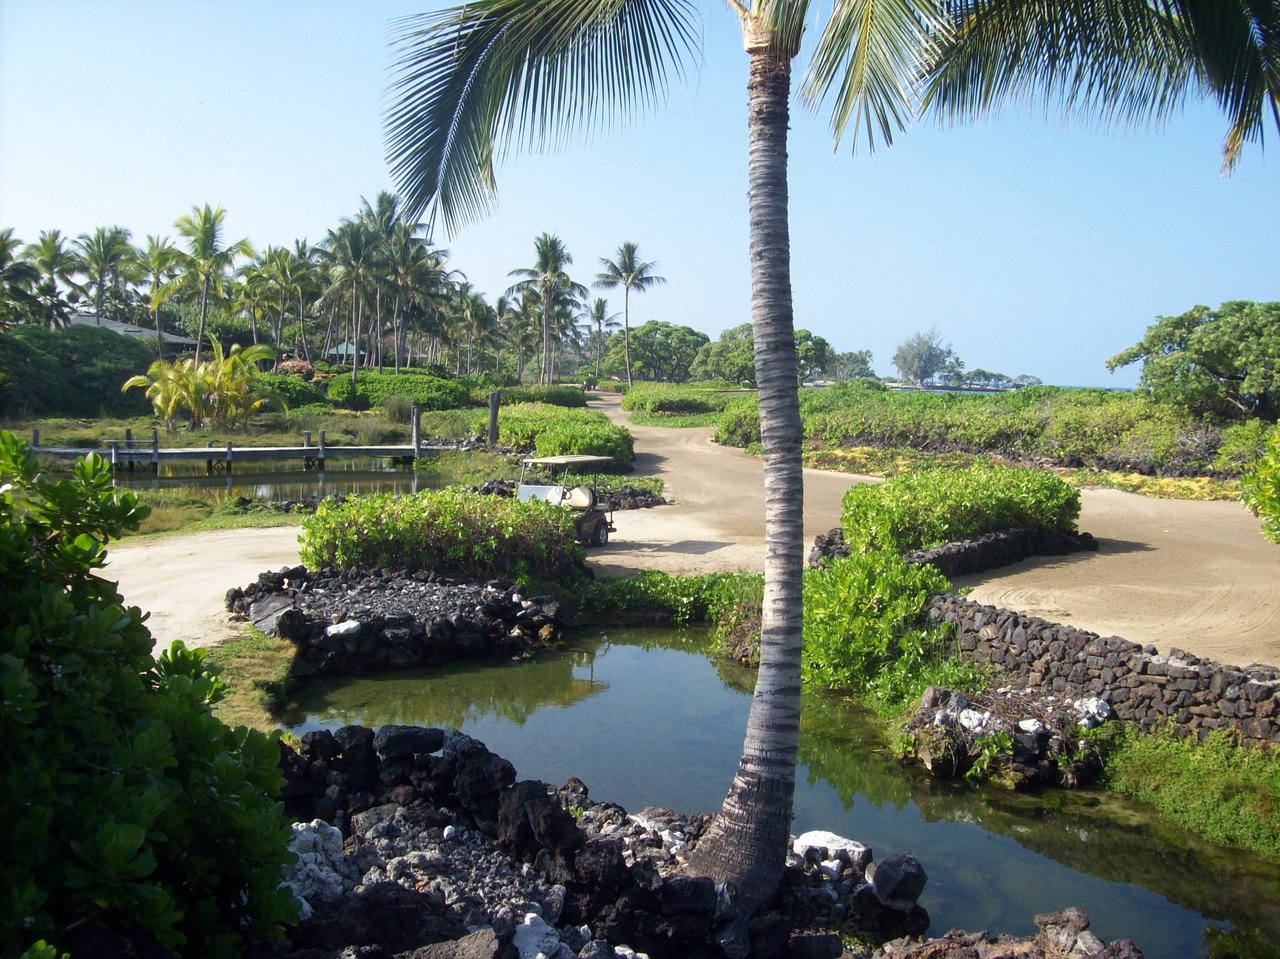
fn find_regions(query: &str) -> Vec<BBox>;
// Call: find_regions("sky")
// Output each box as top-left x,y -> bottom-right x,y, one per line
1,0 -> 1276,388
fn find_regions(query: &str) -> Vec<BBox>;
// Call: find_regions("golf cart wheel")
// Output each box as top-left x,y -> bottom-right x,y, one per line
594,523 -> 609,546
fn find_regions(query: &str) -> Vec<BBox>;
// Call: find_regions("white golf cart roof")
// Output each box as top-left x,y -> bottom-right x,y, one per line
520,455 -> 615,467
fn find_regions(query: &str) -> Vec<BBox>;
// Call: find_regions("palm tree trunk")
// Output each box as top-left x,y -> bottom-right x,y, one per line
687,45 -> 802,919
195,276 -> 211,364
623,287 -> 632,386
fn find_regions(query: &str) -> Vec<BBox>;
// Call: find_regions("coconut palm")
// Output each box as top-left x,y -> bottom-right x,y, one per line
0,228 -> 39,329
383,0 -> 943,912
322,218 -> 379,386
595,243 -> 666,387
507,233 -> 587,386
75,225 -> 136,322
23,230 -> 83,328
138,235 -> 179,354
923,0 -> 1280,173
157,205 -> 254,364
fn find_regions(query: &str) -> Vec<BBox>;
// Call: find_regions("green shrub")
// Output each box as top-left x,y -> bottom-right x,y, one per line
382,393 -> 414,424
842,465 -> 1080,553
0,325 -> 153,418
353,371 -> 472,411
299,488 -> 586,582
1215,419 -> 1275,475
623,382 -> 745,416
256,371 -> 327,409
801,550 -> 963,711
498,403 -> 634,465
1241,428 -> 1280,544
488,385 -> 587,408
714,396 -> 761,448
0,432 -> 296,957
577,569 -> 761,626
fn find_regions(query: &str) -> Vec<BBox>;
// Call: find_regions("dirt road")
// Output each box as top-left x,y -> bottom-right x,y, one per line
105,396 -> 1280,667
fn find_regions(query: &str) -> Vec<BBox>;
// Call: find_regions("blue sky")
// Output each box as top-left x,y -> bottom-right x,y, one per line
1,0 -> 1276,387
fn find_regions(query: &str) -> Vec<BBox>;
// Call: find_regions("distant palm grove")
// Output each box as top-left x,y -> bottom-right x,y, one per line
0,197 -> 892,395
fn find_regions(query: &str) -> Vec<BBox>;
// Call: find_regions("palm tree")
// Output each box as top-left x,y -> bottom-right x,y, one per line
23,230 -> 83,328
383,0 -> 1266,916
322,218 -> 379,386
75,225 -> 136,322
583,297 -> 621,382
923,0 -> 1280,173
507,233 -> 587,386
138,235 -> 179,355
0,228 -> 39,329
157,205 -> 254,363
595,242 -> 666,386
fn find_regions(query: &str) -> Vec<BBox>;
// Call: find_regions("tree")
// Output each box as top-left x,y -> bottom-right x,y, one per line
74,225 -> 136,322
831,349 -> 875,380
604,319 -> 708,382
0,228 -> 39,329
137,235 -> 179,354
1106,301 -> 1280,418
794,329 -> 834,383
925,0 -> 1280,173
584,297 -> 621,380
507,233 -> 586,386
692,323 -> 840,386
595,242 -> 667,387
892,327 -> 959,385
23,229 -> 83,329
381,0 -> 1250,917
157,205 -> 254,364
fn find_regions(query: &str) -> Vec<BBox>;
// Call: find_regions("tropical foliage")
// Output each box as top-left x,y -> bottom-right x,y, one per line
0,432 -> 296,958
496,402 -> 635,465
1106,301 -> 1280,419
1242,427 -> 1280,544
300,488 -> 585,582
122,342 -> 278,429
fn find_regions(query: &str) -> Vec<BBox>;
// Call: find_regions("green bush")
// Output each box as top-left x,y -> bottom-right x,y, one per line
487,385 -> 587,408
623,382 -> 745,416
0,432 -> 296,957
1241,428 -> 1280,544
0,325 -> 153,418
353,371 -> 472,411
498,403 -> 634,465
256,371 -> 327,409
382,393 -> 414,424
1215,419 -> 1275,475
300,488 -> 586,582
577,569 -> 761,626
842,465 -> 1080,553
714,396 -> 761,448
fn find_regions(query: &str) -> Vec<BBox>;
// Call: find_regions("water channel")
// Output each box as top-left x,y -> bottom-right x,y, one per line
279,627 -> 1280,959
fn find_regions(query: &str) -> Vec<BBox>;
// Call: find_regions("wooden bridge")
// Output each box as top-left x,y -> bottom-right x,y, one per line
29,422 -> 451,475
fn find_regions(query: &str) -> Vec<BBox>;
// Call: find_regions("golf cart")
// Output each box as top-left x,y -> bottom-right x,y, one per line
517,454 -> 616,547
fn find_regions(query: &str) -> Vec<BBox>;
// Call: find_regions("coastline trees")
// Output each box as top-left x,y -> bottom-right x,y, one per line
508,233 -> 586,387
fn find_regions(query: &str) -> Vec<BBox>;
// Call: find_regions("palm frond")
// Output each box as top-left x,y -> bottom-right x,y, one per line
384,0 -> 700,236
801,0 -> 951,150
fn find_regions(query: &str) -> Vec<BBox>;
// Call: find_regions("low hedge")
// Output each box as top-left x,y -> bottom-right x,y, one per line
842,465 -> 1080,554
485,385 -> 587,408
622,382 -> 745,416
498,403 -> 634,466
324,371 -> 472,412
299,489 -> 585,582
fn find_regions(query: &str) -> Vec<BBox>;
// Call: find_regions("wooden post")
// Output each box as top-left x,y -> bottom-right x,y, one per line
226,441 -> 234,475
108,441 -> 119,472
151,429 -> 159,474
303,430 -> 312,448
488,391 -> 500,446
206,440 -> 214,475
32,429 -> 39,450
125,428 -> 134,471
411,406 -> 421,459
317,430 -> 326,470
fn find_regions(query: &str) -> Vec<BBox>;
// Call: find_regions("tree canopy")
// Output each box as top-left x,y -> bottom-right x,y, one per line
603,319 -> 707,383
1106,301 -> 1280,419
891,327 -> 960,385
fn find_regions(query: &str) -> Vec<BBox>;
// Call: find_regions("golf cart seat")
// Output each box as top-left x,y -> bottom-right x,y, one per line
563,485 -> 597,510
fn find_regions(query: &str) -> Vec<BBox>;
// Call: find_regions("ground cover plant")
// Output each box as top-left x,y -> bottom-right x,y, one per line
299,488 -> 585,583
841,464 -> 1080,554
1242,427 -> 1280,544
0,431 -> 296,958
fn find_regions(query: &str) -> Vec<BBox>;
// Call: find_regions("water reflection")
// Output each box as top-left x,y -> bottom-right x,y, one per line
280,628 -> 1280,959
114,460 -> 427,500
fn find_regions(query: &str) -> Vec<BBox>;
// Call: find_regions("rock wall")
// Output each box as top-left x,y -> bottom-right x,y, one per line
924,593 -> 1280,747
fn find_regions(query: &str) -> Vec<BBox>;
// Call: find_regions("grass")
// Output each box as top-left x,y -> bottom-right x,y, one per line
1061,468 -> 1240,501
127,488 -> 302,538
204,628 -> 299,732
1102,726 -> 1280,862
625,410 -> 723,428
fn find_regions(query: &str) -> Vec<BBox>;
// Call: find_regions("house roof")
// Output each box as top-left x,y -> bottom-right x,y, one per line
69,313 -> 200,347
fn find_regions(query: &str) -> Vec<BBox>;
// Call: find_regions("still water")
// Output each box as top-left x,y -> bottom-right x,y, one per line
279,628 -> 1280,959
113,459 -> 426,501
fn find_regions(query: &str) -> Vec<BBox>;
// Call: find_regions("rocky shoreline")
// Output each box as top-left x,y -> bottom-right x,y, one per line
271,724 -> 1142,959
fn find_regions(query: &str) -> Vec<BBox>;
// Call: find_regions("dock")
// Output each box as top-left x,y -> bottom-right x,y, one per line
29,409 -> 451,474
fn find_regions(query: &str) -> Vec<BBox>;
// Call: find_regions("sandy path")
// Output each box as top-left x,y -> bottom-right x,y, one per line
105,395 -> 1280,668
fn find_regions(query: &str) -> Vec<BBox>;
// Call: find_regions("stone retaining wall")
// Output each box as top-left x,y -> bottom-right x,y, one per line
924,593 -> 1280,747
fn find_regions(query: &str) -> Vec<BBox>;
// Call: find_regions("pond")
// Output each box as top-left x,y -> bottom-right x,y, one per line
278,628 -> 1280,959
113,459 -> 426,501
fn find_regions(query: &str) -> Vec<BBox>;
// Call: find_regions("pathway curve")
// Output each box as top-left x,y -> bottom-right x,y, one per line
105,395 -> 1280,667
